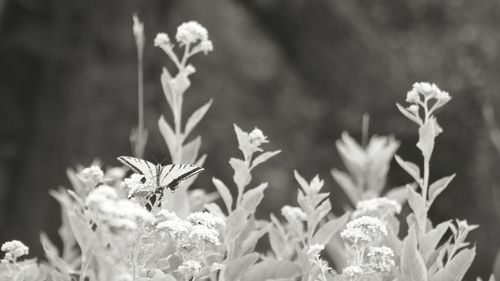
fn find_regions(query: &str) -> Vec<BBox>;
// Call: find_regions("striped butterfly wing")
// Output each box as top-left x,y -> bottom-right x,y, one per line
117,156 -> 157,179
158,164 -> 204,191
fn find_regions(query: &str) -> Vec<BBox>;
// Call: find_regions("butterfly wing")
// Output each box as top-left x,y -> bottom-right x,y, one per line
117,156 -> 157,180
158,164 -> 204,191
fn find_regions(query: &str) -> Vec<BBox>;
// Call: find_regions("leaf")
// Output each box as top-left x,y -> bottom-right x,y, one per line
240,183 -> 268,214
401,225 -> 428,281
224,253 -> 260,281
420,220 -> 451,261
229,158 -> 251,191
181,136 -> 201,164
158,116 -> 177,157
241,260 -> 301,281
385,185 -> 411,204
394,155 -> 421,182
225,207 -> 249,240
40,233 -> 71,279
251,150 -> 281,169
212,177 -> 233,213
309,200 -> 331,231
430,247 -> 476,281
407,185 -> 426,233
294,170 -> 310,193
161,67 -> 175,110
417,117 -> 441,161
331,169 -> 361,204
428,174 -> 455,205
312,212 -> 349,245
184,99 -> 213,138
241,224 -> 270,254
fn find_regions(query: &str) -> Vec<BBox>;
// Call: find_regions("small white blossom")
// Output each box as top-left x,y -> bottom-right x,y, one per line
176,21 -> 208,45
157,219 -> 192,237
353,197 -> 401,219
368,246 -> 395,273
154,33 -> 171,47
307,244 -> 325,257
249,127 -> 269,147
187,212 -> 225,229
341,216 -> 387,249
341,265 -> 365,280
177,260 -> 202,279
281,205 -> 307,222
412,82 -> 439,98
121,173 -> 155,198
407,104 -> 419,115
1,240 -> 29,263
198,39 -> 213,54
189,224 -> 220,245
157,209 -> 180,221
78,165 -> 104,185
406,89 -> 420,104
86,185 -> 154,231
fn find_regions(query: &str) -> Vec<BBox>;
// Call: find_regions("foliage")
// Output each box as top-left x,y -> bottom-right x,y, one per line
0,18 -> 496,281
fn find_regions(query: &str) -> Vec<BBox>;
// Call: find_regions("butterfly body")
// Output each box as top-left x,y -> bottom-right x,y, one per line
117,156 -> 204,197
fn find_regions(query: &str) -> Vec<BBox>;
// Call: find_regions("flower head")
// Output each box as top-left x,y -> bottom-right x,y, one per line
121,173 -> 156,199
187,212 -> 225,229
189,224 -> 221,245
154,33 -> 171,48
177,260 -> 202,279
78,165 -> 104,186
341,216 -> 387,249
341,265 -> 365,281
249,128 -> 269,147
307,244 -> 325,257
1,240 -> 29,263
176,21 -> 209,45
367,246 -> 395,273
353,197 -> 401,219
281,205 -> 307,222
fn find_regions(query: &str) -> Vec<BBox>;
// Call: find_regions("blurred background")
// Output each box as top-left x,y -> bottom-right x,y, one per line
1,0 -> 500,278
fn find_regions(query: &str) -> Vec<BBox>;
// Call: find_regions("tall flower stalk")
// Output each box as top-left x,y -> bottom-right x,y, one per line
130,14 -> 148,158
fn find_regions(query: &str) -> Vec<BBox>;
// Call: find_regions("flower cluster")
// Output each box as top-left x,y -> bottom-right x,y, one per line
85,185 -> 154,231
121,173 -> 157,199
177,260 -> 202,279
341,216 -> 387,249
352,197 -> 401,219
341,265 -> 365,281
156,211 -> 223,253
1,240 -> 29,263
78,165 -> 104,187
367,246 -> 395,273
281,205 -> 307,223
401,82 -> 451,126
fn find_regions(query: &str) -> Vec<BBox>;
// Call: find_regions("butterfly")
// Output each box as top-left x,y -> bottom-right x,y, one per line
117,156 -> 204,200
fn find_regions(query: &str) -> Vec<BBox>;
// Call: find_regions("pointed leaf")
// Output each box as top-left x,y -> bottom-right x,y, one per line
312,212 -> 349,245
407,185 -> 426,233
181,136 -> 201,164
420,220 -> 451,261
397,103 -> 423,125
428,174 -> 455,205
158,116 -> 176,157
331,169 -> 361,204
224,253 -> 260,281
417,118 -> 440,161
229,158 -> 251,191
395,155 -> 421,182
430,247 -> 476,281
212,177 -> 233,213
251,150 -> 281,169
185,99 -> 213,138
240,183 -> 268,214
161,68 -> 175,110
385,185 -> 411,204
401,225 -> 427,281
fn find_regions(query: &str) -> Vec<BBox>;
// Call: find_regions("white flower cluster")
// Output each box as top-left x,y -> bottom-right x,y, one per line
155,21 -> 213,56
156,211 -> 223,254
406,82 -> 450,104
177,260 -> 202,279
367,246 -> 395,273
341,216 -> 387,249
85,185 -> 154,231
249,128 -> 269,148
341,265 -> 364,281
353,197 -> 401,219
281,205 -> 307,223
78,165 -> 104,186
1,240 -> 29,263
121,173 -> 156,199
306,244 -> 325,257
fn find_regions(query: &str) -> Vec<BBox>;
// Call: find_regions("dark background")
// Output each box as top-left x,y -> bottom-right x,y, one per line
0,0 -> 500,279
